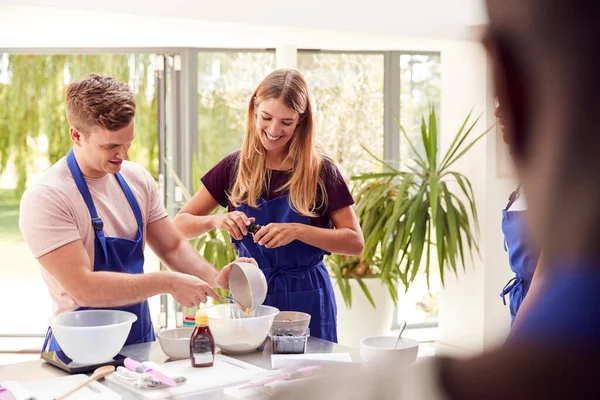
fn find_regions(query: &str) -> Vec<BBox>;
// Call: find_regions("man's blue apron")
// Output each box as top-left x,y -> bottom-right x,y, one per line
500,184 -> 541,325
42,150 -> 155,363
233,196 -> 338,342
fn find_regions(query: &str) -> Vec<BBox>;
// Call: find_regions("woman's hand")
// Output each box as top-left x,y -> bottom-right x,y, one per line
253,223 -> 299,249
213,211 -> 255,240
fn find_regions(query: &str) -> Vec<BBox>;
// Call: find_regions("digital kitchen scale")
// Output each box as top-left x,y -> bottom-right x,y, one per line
41,350 -> 127,374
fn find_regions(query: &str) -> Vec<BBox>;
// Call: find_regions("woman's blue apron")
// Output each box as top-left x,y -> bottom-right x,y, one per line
500,184 -> 541,325
233,196 -> 338,342
42,150 -> 155,363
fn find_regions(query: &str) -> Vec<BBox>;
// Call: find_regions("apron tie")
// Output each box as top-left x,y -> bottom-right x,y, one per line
500,276 -> 524,306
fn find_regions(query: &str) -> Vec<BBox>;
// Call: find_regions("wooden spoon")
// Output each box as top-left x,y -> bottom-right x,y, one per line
53,365 -> 115,400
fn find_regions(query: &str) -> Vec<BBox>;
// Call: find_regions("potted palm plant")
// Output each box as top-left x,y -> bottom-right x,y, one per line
330,107 -> 491,346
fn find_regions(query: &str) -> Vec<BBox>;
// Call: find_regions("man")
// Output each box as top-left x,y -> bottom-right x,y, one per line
19,73 -> 253,354
271,1 -> 600,398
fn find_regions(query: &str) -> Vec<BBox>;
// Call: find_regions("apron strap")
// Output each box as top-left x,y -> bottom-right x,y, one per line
67,150 -> 109,263
504,184 -> 523,211
115,172 -> 143,228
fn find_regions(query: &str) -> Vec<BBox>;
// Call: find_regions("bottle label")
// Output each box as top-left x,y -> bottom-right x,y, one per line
192,335 -> 213,365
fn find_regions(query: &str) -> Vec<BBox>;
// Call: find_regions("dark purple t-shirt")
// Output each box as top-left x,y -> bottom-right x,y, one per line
200,150 -> 355,228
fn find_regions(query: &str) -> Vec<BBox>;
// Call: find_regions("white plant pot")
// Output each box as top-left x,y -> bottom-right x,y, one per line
334,278 -> 395,349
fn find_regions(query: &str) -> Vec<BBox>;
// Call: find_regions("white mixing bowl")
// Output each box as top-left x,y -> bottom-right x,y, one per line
360,335 -> 419,371
197,304 -> 279,354
50,310 -> 137,364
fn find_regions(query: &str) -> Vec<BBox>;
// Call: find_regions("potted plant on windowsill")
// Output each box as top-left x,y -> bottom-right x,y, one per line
330,107 -> 491,347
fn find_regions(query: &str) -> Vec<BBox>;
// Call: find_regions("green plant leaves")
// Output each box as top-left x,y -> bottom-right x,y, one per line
330,106 -> 491,307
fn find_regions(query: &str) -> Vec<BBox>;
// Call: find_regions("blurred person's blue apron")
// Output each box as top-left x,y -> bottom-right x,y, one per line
233,196 -> 338,342
41,150 -> 154,364
500,184 -> 541,325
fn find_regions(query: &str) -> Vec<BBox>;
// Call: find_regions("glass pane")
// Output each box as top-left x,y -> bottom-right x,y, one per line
399,54 -> 442,170
0,54 -> 160,338
397,53 -> 442,327
197,52 -> 276,175
298,52 -> 385,178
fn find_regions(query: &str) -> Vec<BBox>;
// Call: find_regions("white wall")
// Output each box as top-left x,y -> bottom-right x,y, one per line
0,5 -> 443,51
438,40 -> 517,352
0,0 -> 488,41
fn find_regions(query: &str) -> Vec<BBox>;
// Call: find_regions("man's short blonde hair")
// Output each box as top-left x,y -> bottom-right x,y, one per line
66,73 -> 135,133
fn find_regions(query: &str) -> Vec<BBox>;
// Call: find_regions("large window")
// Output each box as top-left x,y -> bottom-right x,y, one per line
197,51 -> 276,174
298,52 -> 385,178
298,51 -> 442,330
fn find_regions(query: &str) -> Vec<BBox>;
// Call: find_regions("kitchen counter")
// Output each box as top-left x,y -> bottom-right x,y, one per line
0,337 -> 359,399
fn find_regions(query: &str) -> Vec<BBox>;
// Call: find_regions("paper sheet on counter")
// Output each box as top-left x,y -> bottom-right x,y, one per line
271,353 -> 353,369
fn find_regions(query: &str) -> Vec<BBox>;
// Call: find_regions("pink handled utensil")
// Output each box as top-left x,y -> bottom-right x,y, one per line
238,364 -> 323,390
124,358 -> 178,387
0,385 -> 17,400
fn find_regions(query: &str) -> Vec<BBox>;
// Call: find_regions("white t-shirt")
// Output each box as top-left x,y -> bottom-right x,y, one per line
19,157 -> 168,316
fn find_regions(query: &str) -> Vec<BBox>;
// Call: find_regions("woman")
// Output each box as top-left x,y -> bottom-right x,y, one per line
496,96 -> 542,326
174,69 -> 364,342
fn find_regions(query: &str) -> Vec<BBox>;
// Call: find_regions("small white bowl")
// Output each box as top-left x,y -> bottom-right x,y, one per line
360,336 -> 419,370
271,311 -> 311,334
157,328 -> 194,360
228,262 -> 267,311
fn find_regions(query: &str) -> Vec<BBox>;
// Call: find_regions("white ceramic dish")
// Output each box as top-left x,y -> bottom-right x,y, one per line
228,262 -> 267,312
271,311 -> 311,334
197,304 -> 279,354
157,327 -> 194,360
360,335 -> 419,370
50,310 -> 136,364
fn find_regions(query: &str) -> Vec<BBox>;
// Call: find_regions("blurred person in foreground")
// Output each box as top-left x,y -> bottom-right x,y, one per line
270,1 -> 600,398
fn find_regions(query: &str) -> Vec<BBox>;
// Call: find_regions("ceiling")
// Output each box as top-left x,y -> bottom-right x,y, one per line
0,0 -> 488,40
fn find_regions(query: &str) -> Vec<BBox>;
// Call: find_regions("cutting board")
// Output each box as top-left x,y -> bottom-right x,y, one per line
105,355 -> 266,399
22,374 -> 121,400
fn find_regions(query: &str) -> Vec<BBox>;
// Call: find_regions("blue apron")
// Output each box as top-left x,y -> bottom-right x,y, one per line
233,196 -> 338,342
508,264 -> 600,348
42,150 -> 155,363
500,185 -> 541,325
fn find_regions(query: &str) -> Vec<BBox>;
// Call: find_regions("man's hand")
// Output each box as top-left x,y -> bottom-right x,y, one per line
215,257 -> 258,290
169,272 -> 221,307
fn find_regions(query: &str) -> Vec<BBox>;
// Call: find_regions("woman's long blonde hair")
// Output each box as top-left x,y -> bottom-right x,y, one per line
229,69 -> 329,217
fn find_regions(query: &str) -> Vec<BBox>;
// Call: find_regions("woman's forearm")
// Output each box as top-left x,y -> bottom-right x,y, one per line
294,223 -> 364,256
173,212 -> 218,239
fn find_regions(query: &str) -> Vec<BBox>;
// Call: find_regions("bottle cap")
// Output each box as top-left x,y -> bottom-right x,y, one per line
195,313 -> 209,326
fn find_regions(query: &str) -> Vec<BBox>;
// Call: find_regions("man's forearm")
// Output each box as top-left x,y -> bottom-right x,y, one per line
75,270 -> 174,308
161,238 -> 219,286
